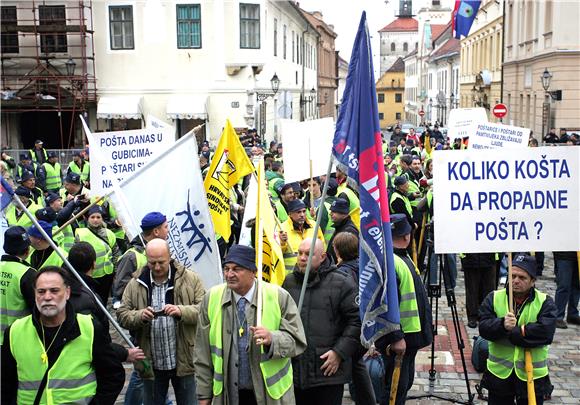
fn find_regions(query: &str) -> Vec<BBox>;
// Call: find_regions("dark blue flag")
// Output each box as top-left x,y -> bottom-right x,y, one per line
454,0 -> 481,39
1,176 -> 13,211
332,12 -> 400,347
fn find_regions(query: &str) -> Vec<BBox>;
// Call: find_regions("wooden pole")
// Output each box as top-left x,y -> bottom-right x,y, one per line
389,354 -> 403,405
52,195 -> 106,236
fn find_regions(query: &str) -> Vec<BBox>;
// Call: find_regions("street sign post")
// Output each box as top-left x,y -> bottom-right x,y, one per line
492,103 -> 508,119
419,110 -> 425,117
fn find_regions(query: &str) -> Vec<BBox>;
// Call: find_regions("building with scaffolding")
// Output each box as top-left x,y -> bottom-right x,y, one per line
1,0 -> 96,149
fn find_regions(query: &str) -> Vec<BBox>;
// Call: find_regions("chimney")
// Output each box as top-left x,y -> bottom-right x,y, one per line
312,11 -> 323,20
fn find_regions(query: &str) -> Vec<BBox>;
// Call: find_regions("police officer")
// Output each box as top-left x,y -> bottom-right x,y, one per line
479,254 -> 557,404
19,170 -> 44,206
389,176 -> 414,231
375,214 -> 432,405
67,151 -> 90,186
5,186 -> 41,228
0,227 -> 36,345
43,151 -> 62,193
1,266 -> 125,404
27,220 -> 66,270
30,139 -> 48,164
326,198 -> 358,264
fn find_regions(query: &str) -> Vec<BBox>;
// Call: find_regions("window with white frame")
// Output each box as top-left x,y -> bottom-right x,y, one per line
176,4 -> 201,48
109,5 -> 134,50
240,3 -> 260,49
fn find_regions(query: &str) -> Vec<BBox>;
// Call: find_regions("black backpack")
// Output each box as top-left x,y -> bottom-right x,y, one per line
471,335 -> 489,372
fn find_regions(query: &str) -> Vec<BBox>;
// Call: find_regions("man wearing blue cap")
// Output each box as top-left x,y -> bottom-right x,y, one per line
67,151 -> 90,187
20,170 -> 45,205
15,152 -> 42,184
0,226 -> 36,344
479,253 -> 557,404
326,198 -> 358,264
195,244 -> 306,405
27,220 -> 65,270
279,199 -> 325,273
375,214 -> 432,405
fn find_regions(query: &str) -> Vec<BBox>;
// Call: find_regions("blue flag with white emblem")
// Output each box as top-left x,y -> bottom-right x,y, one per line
453,0 -> 481,39
332,12 -> 400,347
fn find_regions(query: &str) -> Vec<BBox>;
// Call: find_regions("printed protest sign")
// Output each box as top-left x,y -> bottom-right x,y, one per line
280,117 -> 335,183
433,147 -> 580,253
86,125 -> 174,196
468,122 -> 530,150
447,107 -> 488,141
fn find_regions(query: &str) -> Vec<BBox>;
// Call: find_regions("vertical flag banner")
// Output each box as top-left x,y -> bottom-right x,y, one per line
256,160 -> 286,286
204,120 -> 254,241
332,12 -> 400,347
454,0 -> 481,39
110,134 -> 222,289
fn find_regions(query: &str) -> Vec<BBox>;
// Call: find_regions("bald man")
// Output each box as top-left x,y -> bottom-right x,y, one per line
282,239 -> 361,405
117,238 -> 205,405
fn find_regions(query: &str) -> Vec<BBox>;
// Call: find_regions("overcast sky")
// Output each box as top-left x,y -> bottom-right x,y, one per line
297,0 -> 454,77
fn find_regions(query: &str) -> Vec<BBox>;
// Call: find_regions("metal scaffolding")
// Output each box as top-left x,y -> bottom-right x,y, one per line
1,0 -> 97,147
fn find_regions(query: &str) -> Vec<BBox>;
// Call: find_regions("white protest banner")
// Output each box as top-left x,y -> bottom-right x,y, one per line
468,122 -> 530,150
110,134 -> 223,289
447,107 -> 488,141
433,147 -> 580,254
86,125 -> 174,196
280,117 -> 335,183
146,114 -> 174,131
238,170 -> 257,247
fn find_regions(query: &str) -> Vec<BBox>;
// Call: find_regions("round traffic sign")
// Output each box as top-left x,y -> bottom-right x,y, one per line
493,103 -> 508,118
419,110 -> 425,117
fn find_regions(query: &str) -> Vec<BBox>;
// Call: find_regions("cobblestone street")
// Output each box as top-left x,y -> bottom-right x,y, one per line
112,253 -> 580,404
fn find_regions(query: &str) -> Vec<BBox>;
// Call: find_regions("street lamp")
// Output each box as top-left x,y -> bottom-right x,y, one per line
541,68 -> 552,92
65,56 -> 76,76
256,73 -> 281,101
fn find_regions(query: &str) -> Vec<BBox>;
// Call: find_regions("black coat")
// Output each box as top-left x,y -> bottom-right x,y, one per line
282,258 -> 361,389
327,216 -> 358,263
460,253 -> 496,269
478,287 -> 556,396
1,302 -> 125,405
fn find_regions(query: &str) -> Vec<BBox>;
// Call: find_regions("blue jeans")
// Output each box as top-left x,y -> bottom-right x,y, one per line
124,370 -> 143,405
554,259 -> 580,319
143,370 -> 196,405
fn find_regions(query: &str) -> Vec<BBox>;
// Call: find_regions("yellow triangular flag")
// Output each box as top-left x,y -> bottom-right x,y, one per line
204,120 -> 254,241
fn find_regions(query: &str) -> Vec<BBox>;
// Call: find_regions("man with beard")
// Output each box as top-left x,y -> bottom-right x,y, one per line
1,266 -> 124,404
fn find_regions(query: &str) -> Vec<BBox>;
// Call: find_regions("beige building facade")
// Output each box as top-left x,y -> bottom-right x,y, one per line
458,0 -> 503,123
376,58 -> 405,129
502,0 -> 580,136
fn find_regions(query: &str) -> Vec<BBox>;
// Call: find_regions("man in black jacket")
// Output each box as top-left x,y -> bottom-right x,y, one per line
375,214 -> 432,405
478,253 -> 556,404
326,198 -> 358,264
1,266 -> 124,404
461,253 -> 497,328
282,238 -> 361,405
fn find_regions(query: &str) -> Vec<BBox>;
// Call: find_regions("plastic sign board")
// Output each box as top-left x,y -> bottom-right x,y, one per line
447,107 -> 488,141
280,117 -> 335,183
433,147 -> 580,253
467,122 -> 530,150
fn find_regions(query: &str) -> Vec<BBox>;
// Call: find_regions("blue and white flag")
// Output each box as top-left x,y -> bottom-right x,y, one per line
110,134 -> 223,289
332,12 -> 400,347
453,0 -> 481,39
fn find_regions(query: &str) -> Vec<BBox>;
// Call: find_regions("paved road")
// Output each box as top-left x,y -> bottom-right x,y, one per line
112,252 -> 580,404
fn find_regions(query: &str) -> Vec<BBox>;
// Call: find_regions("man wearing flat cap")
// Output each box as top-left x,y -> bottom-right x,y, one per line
374,214 -> 432,405
15,152 -> 44,185
478,253 -> 557,404
279,199 -> 325,273
0,226 -> 37,344
275,182 -> 299,223
326,198 -> 358,264
5,186 -> 41,228
195,244 -> 306,405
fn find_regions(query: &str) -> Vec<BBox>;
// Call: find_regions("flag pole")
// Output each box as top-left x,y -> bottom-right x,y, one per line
256,159 -> 265,332
5,185 -> 134,348
297,152 -> 334,312
52,194 -> 108,236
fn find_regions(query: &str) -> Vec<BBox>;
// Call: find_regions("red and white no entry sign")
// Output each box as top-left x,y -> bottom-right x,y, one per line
493,103 -> 508,118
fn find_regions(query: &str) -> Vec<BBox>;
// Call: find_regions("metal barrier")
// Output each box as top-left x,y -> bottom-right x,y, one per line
2,149 -> 85,169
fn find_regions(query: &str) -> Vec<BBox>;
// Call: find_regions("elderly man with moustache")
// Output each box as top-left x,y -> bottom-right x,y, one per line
194,244 -> 306,405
